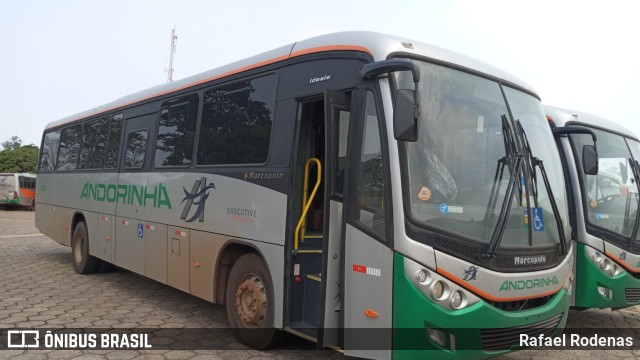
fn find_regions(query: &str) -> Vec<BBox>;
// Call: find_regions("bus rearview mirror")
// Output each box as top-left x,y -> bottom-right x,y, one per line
394,89 -> 419,142
582,145 -> 598,175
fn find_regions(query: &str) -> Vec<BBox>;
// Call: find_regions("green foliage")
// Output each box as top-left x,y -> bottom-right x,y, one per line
2,135 -> 22,151
0,136 -> 39,173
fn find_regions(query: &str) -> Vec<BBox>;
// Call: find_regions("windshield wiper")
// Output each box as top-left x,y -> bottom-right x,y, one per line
516,120 -> 568,256
481,116 -> 568,260
626,158 -> 640,249
480,115 -> 523,260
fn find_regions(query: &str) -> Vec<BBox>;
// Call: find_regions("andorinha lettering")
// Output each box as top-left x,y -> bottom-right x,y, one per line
519,333 -> 633,347
499,275 -> 558,291
80,181 -> 172,209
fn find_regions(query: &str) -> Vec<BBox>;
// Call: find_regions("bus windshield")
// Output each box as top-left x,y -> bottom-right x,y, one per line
396,59 -> 569,263
571,129 -> 640,248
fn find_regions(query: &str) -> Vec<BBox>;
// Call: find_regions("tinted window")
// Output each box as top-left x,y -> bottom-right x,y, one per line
355,92 -> 386,238
79,117 -> 108,169
197,75 -> 276,165
155,94 -> 198,167
124,130 -> 147,169
40,130 -> 60,172
56,125 -> 82,171
106,114 -> 124,170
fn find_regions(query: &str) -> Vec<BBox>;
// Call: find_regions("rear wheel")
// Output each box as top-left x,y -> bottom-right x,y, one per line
226,253 -> 282,349
71,221 -> 101,274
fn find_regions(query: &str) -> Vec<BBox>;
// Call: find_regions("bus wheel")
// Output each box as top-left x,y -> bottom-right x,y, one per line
226,253 -> 282,349
71,221 -> 100,274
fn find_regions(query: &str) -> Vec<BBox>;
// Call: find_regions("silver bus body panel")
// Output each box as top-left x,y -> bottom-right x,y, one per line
36,171 -> 286,327
45,32 -> 537,132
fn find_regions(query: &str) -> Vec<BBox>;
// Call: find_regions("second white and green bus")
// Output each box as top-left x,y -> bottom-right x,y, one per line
546,105 -> 640,309
37,32 -> 574,358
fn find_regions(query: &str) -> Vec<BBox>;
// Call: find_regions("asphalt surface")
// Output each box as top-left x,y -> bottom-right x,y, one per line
1,210 -> 640,359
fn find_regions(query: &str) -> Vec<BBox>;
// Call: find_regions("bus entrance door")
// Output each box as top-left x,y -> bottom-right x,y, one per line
288,90 -> 351,346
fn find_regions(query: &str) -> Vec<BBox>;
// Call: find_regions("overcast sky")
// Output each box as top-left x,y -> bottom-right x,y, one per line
2,0 -> 639,147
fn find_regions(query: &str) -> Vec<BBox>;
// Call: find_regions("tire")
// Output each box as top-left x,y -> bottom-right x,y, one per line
226,253 -> 282,349
71,221 -> 101,274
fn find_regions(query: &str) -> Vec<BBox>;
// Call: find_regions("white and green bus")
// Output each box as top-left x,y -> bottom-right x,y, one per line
0,173 -> 36,210
37,32 -> 574,358
546,105 -> 640,309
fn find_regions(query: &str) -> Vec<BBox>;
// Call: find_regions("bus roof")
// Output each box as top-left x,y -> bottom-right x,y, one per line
46,31 -> 537,130
544,105 -> 638,140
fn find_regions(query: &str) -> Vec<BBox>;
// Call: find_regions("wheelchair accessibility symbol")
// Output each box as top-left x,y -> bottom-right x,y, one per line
533,207 -> 544,232
138,224 -> 144,238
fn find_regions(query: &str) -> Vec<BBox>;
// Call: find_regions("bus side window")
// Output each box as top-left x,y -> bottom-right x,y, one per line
197,75 -> 276,165
56,125 -> 82,172
354,91 -> 386,238
40,130 -> 60,172
124,130 -> 148,169
106,114 -> 124,170
155,94 -> 198,167
79,116 -> 108,170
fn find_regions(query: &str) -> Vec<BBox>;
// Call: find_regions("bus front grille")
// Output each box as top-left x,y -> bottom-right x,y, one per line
625,288 -> 640,303
480,313 -> 563,351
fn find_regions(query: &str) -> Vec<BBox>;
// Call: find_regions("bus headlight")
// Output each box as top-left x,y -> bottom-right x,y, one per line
592,251 -> 603,263
404,257 -> 480,311
449,290 -> 466,309
417,269 -> 432,284
585,246 -> 625,278
430,280 -> 450,301
611,264 -> 622,276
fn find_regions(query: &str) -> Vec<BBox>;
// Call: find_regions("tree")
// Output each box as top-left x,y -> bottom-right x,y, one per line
1,136 -> 22,151
0,136 -> 39,173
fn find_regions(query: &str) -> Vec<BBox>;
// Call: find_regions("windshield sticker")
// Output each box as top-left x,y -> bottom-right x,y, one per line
532,207 -> 544,232
594,213 -> 610,220
476,115 -> 484,133
418,186 -> 432,201
524,210 -> 529,228
447,205 -> 463,214
439,203 -> 463,214
440,203 -> 448,214
590,199 -> 598,208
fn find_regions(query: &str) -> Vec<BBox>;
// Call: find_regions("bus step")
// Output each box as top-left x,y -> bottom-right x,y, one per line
297,249 -> 322,254
306,273 -> 322,282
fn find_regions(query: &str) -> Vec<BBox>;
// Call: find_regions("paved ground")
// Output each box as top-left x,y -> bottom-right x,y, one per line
1,209 -> 640,359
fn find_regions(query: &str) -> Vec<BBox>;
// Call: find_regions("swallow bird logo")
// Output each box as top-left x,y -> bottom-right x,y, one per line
181,177 -> 216,223
462,266 -> 479,281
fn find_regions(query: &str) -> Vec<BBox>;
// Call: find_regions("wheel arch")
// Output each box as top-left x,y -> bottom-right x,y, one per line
214,240 -> 264,304
70,211 -> 86,244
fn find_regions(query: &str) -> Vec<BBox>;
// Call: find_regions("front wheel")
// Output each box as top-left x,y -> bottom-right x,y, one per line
226,253 -> 282,349
71,221 -> 101,274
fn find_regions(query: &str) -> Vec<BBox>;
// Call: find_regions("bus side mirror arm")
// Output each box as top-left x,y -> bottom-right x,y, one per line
360,60 -> 421,142
552,126 -> 599,175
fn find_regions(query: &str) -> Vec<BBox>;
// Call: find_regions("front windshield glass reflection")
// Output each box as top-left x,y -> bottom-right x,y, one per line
396,60 -> 568,252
